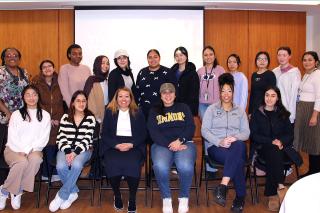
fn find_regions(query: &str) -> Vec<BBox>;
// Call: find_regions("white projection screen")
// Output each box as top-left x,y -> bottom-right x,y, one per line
75,7 -> 204,78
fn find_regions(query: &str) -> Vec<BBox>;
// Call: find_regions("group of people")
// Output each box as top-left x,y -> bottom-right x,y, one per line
0,44 -> 318,213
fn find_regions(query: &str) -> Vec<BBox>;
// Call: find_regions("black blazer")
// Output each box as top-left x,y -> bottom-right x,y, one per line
170,62 -> 199,116
100,108 -> 147,157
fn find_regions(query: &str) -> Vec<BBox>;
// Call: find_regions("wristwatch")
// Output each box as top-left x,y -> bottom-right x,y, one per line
178,137 -> 186,144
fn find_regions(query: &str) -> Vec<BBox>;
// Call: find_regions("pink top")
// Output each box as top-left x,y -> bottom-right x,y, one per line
197,65 -> 225,104
58,64 -> 91,106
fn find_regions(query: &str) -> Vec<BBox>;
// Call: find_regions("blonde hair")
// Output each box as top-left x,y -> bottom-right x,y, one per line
107,87 -> 138,115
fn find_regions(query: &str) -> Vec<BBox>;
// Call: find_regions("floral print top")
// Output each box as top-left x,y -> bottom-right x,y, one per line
0,65 -> 29,124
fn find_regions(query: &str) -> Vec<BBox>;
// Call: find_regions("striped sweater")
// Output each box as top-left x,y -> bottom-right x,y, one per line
56,113 -> 96,155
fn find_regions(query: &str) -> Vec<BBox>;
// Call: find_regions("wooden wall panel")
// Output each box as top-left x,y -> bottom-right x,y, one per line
205,10 -> 249,76
0,10 -> 74,78
248,11 -> 306,76
205,10 -> 306,94
58,10 -> 74,68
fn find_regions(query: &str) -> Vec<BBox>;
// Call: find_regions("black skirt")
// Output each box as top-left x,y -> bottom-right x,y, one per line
102,136 -> 144,178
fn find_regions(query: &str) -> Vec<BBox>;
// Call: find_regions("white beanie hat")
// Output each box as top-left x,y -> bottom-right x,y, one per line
114,49 -> 129,59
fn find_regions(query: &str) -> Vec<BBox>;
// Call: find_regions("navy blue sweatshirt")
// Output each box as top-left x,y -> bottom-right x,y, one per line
147,102 -> 195,147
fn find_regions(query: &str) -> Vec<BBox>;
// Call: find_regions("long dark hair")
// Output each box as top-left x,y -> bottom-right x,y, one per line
174,46 -> 189,63
67,90 -> 92,123
262,85 -> 290,119
19,85 -> 43,122
203,45 -> 219,68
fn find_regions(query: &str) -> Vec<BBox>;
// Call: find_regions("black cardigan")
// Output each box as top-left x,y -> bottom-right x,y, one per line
170,62 -> 199,116
100,108 -> 147,157
108,67 -> 137,102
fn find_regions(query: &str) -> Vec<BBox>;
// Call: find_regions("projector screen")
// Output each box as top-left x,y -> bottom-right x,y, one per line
75,8 -> 204,78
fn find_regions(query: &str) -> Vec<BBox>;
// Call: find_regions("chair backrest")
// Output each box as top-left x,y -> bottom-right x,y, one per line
0,124 -> 8,155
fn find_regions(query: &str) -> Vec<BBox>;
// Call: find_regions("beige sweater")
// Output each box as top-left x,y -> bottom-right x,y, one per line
58,64 -> 91,106
88,82 -> 106,123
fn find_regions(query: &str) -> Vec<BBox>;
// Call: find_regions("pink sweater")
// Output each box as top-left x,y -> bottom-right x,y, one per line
58,64 -> 91,106
197,65 -> 225,104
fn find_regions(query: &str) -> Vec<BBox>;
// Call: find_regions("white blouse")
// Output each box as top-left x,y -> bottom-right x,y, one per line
299,69 -> 320,111
116,109 -> 132,137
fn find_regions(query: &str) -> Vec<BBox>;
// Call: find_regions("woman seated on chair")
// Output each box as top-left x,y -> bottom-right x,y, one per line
148,83 -> 196,213
250,85 -> 299,211
49,90 -> 96,212
201,73 -> 250,213
100,87 -> 147,213
0,85 -> 51,211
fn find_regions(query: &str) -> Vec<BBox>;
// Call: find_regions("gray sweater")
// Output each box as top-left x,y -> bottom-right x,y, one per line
201,102 -> 250,147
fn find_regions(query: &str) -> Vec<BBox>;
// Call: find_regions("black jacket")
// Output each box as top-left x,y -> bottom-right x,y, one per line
170,62 -> 199,116
108,67 -> 137,102
250,106 -> 302,166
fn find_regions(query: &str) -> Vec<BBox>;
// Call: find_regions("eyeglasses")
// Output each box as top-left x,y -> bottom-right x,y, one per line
117,56 -> 128,61
5,54 -> 19,59
257,57 -> 268,62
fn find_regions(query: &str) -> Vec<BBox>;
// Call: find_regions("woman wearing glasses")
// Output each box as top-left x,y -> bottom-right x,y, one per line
0,48 -> 29,168
248,51 -> 276,117
197,46 -> 225,119
108,49 -> 137,102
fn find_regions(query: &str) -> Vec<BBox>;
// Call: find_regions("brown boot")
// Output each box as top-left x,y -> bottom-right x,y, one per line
277,186 -> 288,204
268,195 -> 280,212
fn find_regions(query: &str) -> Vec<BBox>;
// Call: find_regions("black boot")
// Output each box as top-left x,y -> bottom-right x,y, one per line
213,184 -> 227,207
127,200 -> 136,213
231,196 -> 245,212
113,195 -> 123,211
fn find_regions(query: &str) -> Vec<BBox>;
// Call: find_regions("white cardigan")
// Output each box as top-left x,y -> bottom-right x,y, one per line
273,66 -> 301,123
6,109 -> 51,154
299,69 -> 320,111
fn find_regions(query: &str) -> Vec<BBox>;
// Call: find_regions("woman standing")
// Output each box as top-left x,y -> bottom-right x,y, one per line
248,51 -> 276,116
100,87 -> 146,213
0,85 -> 51,210
250,86 -> 299,211
0,48 -> 29,152
58,44 -> 91,107
49,91 -> 96,212
273,46 -> 301,123
84,55 -> 110,124
33,60 -> 64,181
136,49 -> 176,118
197,46 -> 224,119
201,73 -> 250,212
108,49 -> 137,102
294,51 -> 320,176
148,83 -> 196,213
227,54 -> 248,110
170,47 -> 199,116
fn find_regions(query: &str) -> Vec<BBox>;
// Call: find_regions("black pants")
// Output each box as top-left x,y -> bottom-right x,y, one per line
308,154 -> 320,175
0,123 -> 8,184
109,175 -> 140,202
258,144 -> 288,196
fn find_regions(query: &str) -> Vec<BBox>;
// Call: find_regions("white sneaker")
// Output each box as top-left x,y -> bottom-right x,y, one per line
178,197 -> 189,213
10,193 -> 22,210
162,198 -> 173,213
60,193 -> 78,210
51,175 -> 61,183
49,193 -> 64,212
0,186 -> 8,210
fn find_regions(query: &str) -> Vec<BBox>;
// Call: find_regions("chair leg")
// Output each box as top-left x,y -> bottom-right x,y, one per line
253,165 -> 259,203
91,179 -> 95,206
247,165 -> 255,204
205,169 -> 209,207
150,174 -> 154,208
99,178 -> 103,206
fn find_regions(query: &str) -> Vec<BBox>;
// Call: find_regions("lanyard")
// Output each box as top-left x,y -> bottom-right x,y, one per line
205,66 -> 215,89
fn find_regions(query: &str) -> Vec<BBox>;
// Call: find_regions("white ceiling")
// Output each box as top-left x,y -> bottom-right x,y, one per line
0,0 -> 319,13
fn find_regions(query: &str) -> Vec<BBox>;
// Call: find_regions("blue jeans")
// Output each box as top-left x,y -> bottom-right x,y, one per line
151,143 -> 196,198
207,140 -> 246,197
199,103 -> 211,120
56,150 -> 92,200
